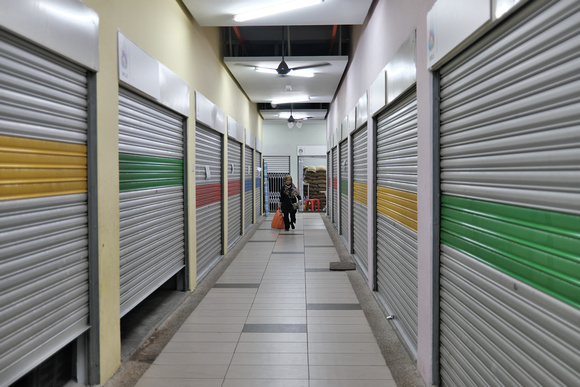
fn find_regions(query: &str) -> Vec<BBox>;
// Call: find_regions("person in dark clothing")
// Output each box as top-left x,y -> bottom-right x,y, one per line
278,175 -> 302,231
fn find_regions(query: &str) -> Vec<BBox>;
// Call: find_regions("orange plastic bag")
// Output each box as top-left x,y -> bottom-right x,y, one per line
271,209 -> 285,229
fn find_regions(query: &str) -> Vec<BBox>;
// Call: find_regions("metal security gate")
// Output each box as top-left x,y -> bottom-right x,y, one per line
438,1 -> 580,385
0,32 -> 91,384
119,89 -> 186,316
227,139 -> 242,248
339,139 -> 349,247
195,125 -> 223,280
375,89 -> 418,356
352,125 -> 368,278
244,146 -> 254,231
332,147 -> 338,226
255,151 -> 262,220
264,155 -> 290,212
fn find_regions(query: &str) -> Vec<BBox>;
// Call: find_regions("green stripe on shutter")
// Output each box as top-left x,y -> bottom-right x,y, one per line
119,153 -> 183,192
340,179 -> 348,195
441,195 -> 580,309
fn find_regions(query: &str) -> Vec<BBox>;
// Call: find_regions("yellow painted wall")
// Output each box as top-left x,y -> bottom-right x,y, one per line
81,0 -> 261,382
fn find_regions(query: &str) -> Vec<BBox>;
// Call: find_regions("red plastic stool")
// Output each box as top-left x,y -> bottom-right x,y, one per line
304,199 -> 313,211
310,199 -> 320,211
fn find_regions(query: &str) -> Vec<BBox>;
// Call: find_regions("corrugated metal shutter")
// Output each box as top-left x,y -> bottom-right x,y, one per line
255,151 -> 262,220
263,156 -> 289,173
332,147 -> 338,226
264,156 -> 289,212
375,89 -> 418,357
195,124 -> 223,280
227,139 -> 242,248
352,125 -> 368,278
244,146 -> 254,231
339,139 -> 349,247
118,89 -> 185,316
327,151 -> 331,217
439,1 -> 580,385
0,31 -> 90,384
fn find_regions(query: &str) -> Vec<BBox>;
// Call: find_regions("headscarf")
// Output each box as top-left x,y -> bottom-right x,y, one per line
283,176 -> 299,199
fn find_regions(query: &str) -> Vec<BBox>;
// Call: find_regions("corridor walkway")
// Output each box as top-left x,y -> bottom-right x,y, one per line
134,212 -> 399,387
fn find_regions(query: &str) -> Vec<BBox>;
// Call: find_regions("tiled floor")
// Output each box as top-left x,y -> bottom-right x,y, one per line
135,212 -> 396,387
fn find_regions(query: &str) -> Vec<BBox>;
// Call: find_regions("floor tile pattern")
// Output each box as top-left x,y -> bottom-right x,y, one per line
136,213 -> 396,387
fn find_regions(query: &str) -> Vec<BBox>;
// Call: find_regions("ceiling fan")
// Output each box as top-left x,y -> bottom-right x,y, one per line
241,27 -> 330,77
286,105 -> 312,128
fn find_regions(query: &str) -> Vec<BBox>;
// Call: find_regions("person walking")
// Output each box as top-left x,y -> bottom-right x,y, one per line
278,175 -> 302,231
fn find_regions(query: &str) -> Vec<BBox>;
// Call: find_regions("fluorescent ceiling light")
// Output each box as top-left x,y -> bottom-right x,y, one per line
271,95 -> 310,105
234,0 -> 324,22
254,67 -> 278,75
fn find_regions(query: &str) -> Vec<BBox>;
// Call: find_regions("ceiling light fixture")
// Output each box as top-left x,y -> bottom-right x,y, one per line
234,0 -> 324,23
271,95 -> 310,105
287,122 -> 294,129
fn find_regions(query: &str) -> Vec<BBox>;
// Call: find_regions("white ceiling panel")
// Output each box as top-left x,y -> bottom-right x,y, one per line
183,0 -> 373,26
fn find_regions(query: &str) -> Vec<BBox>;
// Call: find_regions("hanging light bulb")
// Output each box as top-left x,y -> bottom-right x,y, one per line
287,122 -> 294,128
296,121 -> 303,128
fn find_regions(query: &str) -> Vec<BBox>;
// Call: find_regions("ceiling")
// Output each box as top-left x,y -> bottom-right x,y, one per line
182,0 -> 375,123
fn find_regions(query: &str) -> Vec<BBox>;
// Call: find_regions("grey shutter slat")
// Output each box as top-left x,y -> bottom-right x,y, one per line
439,0 -> 580,214
439,1 -> 580,385
228,139 -> 242,247
0,30 -> 90,385
255,151 -> 262,219
244,146 -> 254,230
352,125 -> 368,278
332,147 -> 338,226
263,156 -> 290,173
118,89 -> 185,316
196,125 -> 222,280
326,151 -> 331,217
375,90 -> 418,357
339,140 -> 349,247
119,93 -> 183,159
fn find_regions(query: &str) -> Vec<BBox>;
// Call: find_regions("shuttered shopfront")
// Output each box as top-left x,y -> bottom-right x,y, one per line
227,138 -> 242,248
118,89 -> 186,315
326,151 -> 331,218
244,146 -> 254,231
339,140 -> 349,246
195,124 -> 223,280
351,125 -> 369,278
0,31 -> 93,384
332,147 -> 338,226
263,155 -> 290,213
375,89 -> 418,356
438,1 -> 580,385
255,151 -> 262,220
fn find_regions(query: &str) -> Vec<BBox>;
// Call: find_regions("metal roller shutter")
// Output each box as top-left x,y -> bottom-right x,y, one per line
339,139 -> 349,247
352,125 -> 368,278
244,146 -> 254,231
375,89 -> 418,356
438,1 -> 580,385
0,31 -> 91,384
264,156 -> 289,213
119,89 -> 185,316
195,125 -> 223,280
255,151 -> 262,220
332,147 -> 338,226
227,139 -> 242,248
327,151 -> 331,217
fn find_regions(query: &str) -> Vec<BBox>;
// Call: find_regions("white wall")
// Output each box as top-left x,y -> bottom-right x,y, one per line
327,0 -> 437,384
263,121 -> 327,182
